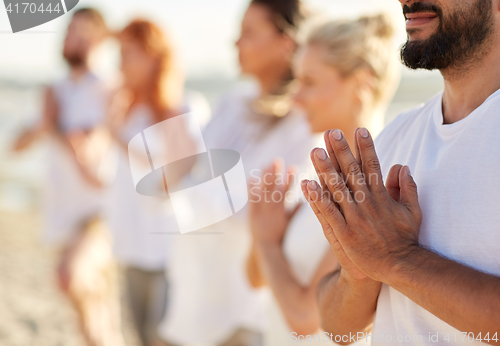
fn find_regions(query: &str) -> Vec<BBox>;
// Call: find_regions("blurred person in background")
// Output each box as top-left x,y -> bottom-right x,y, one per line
157,0 -> 314,345
247,14 -> 400,346
11,8 -> 125,346
105,19 -> 210,346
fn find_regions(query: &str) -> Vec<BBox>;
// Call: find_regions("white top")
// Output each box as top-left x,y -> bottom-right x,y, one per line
158,84 -> 315,345
371,89 -> 500,345
104,91 -> 211,271
265,135 -> 369,346
53,72 -> 109,133
43,72 -> 109,246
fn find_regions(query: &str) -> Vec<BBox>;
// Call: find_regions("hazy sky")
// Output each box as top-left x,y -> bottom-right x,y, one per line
0,0 -> 407,81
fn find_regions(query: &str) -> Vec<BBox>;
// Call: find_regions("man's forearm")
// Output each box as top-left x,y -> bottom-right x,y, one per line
387,246 -> 500,345
317,269 -> 381,344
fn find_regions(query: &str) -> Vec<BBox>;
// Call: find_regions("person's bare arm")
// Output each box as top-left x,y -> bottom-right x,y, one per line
305,128 -> 500,345
387,247 -> 500,345
316,269 -> 381,344
41,86 -> 58,133
248,161 -> 338,335
246,241 -> 266,288
12,86 -> 58,152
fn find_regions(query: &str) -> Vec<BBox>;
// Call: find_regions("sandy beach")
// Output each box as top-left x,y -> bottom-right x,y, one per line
0,210 -> 140,346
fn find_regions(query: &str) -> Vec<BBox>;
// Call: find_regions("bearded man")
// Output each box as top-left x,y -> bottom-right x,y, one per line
302,0 -> 500,345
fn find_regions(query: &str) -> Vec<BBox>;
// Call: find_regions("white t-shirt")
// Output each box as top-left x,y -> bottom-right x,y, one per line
370,89 -> 500,345
53,72 -> 109,133
43,72 -> 109,246
158,84 -> 315,345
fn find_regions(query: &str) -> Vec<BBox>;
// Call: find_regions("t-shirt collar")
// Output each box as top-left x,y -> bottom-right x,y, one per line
432,88 -> 500,137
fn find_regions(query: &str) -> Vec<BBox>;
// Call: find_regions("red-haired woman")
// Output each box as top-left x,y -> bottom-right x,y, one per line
105,19 -> 210,346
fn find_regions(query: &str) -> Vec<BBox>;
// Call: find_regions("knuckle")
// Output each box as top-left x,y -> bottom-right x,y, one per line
408,180 -> 418,193
330,179 -> 347,193
364,158 -> 381,172
322,203 -> 339,219
345,162 -> 362,177
337,142 -> 352,156
308,190 -> 321,203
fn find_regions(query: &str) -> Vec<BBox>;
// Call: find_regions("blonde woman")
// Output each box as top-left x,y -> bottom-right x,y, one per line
247,14 -> 400,345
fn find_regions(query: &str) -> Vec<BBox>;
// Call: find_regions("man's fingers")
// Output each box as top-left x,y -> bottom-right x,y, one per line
385,164 -> 403,202
311,148 -> 357,213
356,128 -> 386,194
301,180 -> 359,274
327,129 -> 368,194
399,166 -> 422,219
310,150 -> 329,192
324,130 -> 342,173
301,180 -> 346,246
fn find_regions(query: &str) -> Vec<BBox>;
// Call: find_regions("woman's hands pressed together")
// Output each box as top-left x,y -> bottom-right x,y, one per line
248,160 -> 301,247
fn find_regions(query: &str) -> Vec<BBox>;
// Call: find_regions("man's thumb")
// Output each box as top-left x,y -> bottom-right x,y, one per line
399,166 -> 420,215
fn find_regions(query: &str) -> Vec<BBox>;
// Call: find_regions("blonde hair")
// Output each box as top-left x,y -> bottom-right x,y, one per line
306,14 -> 400,133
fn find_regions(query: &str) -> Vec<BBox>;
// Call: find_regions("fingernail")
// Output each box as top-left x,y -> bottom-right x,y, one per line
308,180 -> 319,191
358,128 -> 369,138
332,129 -> 343,141
315,149 -> 327,161
405,166 -> 412,176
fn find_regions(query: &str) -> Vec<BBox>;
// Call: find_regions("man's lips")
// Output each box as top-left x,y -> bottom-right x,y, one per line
405,12 -> 439,29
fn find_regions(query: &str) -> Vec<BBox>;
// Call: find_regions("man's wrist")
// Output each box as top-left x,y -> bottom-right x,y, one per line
384,244 -> 427,287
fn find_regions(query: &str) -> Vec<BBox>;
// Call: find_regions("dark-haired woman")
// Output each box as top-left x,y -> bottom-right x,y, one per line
157,1 -> 313,346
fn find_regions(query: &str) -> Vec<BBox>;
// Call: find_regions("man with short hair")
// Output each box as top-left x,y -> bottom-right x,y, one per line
301,0 -> 500,345
13,8 -> 124,346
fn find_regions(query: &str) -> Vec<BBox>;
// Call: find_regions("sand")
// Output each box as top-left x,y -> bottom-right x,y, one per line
0,210 -> 139,346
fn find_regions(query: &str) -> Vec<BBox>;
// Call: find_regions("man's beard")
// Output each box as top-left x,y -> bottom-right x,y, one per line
400,0 -> 494,71
63,54 -> 85,68
63,47 -> 86,69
